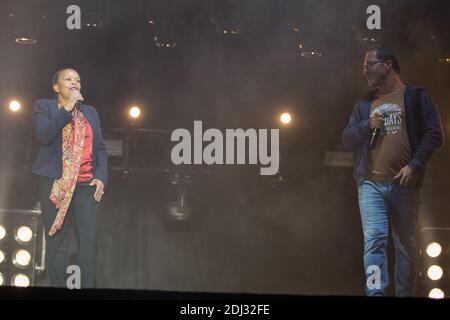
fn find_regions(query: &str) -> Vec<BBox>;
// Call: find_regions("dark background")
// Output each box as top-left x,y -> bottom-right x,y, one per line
0,0 -> 449,295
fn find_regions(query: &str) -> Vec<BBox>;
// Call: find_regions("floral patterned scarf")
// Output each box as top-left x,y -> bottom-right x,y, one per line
48,108 -> 85,236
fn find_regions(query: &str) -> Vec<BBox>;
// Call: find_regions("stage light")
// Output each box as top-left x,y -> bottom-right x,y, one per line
429,288 -> 445,299
158,42 -> 176,48
15,37 -> 37,45
361,37 -> 378,44
438,56 -> 450,64
11,273 -> 30,287
0,272 -> 4,286
221,29 -> 239,36
0,225 -> 5,240
85,23 -> 98,28
129,106 -> 141,119
15,226 -> 33,244
426,242 -> 442,258
9,100 -> 21,112
153,38 -> 177,49
280,113 -> 292,125
165,174 -> 193,229
300,51 -> 322,58
0,208 -> 40,287
427,265 -> 444,281
13,249 -> 32,268
419,228 -> 450,297
0,250 -> 5,264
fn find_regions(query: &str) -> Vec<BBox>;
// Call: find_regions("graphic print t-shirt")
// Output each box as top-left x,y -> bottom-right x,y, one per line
366,86 -> 411,181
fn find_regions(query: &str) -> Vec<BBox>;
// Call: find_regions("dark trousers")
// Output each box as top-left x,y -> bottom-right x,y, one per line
38,176 -> 101,288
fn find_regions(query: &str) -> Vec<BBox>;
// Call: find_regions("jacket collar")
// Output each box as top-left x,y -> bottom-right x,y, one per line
51,96 -> 85,112
362,84 -> 423,102
51,97 -> 94,127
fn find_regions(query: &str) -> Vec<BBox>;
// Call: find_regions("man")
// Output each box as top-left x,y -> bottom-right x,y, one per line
342,45 -> 444,296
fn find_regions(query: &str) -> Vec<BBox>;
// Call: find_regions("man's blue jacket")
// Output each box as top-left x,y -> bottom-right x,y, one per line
342,86 -> 444,187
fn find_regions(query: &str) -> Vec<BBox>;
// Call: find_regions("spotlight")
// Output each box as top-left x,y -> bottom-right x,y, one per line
129,106 -> 141,119
11,273 -> 30,287
427,265 -> 444,281
426,242 -> 442,258
9,100 -> 21,112
300,51 -> 322,58
15,226 -> 33,244
15,37 -> 37,45
0,272 -> 4,286
280,112 -> 292,125
165,174 -> 193,229
221,29 -> 239,36
13,249 -> 32,268
429,288 -> 445,299
0,208 -> 40,287
419,228 -> 450,297
361,36 -> 378,44
154,39 -> 177,48
438,56 -> 450,64
0,225 -> 5,240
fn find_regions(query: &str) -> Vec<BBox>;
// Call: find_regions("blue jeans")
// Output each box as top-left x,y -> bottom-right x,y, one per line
358,179 -> 420,297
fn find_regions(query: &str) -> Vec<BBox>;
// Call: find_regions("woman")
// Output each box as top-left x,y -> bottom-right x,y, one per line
32,68 -> 108,288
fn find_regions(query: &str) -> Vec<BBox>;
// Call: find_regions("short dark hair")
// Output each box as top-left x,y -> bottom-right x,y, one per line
52,67 -> 75,85
367,45 -> 401,73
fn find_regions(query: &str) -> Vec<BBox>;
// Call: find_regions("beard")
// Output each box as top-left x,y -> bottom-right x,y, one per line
366,72 -> 387,88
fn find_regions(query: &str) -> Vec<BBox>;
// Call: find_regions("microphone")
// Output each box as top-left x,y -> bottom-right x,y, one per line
74,100 -> 83,111
70,88 -> 83,111
369,108 -> 388,150
369,127 -> 381,150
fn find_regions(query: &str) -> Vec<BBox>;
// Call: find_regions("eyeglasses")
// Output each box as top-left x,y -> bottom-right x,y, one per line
363,60 -> 385,70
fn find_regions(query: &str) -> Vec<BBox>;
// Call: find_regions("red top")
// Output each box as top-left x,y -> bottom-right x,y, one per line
77,116 -> 94,182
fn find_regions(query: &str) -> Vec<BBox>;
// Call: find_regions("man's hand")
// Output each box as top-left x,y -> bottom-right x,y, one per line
90,178 -> 105,202
394,165 -> 417,187
369,111 -> 385,130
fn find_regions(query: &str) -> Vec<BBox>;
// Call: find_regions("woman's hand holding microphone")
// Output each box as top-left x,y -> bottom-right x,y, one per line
64,88 -> 84,112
